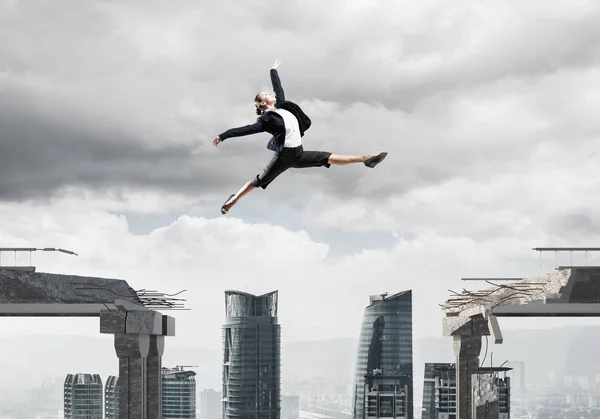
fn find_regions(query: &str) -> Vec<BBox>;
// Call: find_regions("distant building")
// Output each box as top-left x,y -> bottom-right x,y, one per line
364,375 -> 409,419
422,363 -> 455,419
200,389 -> 222,419
222,290 -> 281,419
506,361 -> 526,399
162,366 -> 197,419
105,375 -> 119,419
281,394 -> 300,419
63,373 -> 103,419
421,363 -> 512,419
352,291 -> 414,419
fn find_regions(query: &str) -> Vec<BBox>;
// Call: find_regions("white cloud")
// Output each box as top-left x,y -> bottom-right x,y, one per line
2,197 -> 598,353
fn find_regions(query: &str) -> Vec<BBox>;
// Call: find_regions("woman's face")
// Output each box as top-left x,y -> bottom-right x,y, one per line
256,92 -> 276,106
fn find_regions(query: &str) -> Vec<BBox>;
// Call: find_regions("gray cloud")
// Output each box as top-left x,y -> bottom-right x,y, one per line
0,90 -> 242,201
1,0 -> 600,208
548,212 -> 600,238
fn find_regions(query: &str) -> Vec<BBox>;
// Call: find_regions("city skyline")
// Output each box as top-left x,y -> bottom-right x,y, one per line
2,0 -> 600,417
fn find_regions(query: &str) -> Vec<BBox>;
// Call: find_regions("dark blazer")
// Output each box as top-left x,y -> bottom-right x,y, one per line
218,69 -> 311,145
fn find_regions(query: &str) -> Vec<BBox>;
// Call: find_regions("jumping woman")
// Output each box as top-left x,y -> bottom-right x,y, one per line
213,58 -> 388,215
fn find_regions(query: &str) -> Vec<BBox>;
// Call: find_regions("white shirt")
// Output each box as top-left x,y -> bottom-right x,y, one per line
268,108 -> 302,148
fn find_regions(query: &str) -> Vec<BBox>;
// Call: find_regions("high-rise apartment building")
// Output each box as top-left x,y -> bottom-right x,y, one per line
352,291 -> 414,419
162,366 -> 197,419
222,290 -> 281,419
421,363 -> 511,419
63,373 -> 103,419
200,389 -> 222,419
105,375 -> 119,419
422,363 -> 456,419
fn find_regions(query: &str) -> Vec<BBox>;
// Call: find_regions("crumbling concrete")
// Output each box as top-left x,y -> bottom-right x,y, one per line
472,373 -> 499,419
100,304 -> 175,419
0,269 -> 176,419
0,268 -> 142,304
442,267 -> 600,419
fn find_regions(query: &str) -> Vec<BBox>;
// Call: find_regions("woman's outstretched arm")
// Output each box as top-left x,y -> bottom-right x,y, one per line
270,58 -> 285,104
214,119 -> 266,146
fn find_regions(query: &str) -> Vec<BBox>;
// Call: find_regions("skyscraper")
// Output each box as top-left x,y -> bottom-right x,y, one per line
200,389 -> 222,419
352,291 -> 414,419
105,375 -> 119,419
162,366 -> 197,419
222,290 -> 281,419
63,373 -> 103,419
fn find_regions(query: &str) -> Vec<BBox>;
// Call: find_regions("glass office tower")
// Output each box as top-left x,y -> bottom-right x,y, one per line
222,290 -> 281,419
352,291 -> 413,419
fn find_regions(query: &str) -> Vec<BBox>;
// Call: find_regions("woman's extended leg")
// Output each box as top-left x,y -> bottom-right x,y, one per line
291,150 -> 388,171
328,152 -> 388,167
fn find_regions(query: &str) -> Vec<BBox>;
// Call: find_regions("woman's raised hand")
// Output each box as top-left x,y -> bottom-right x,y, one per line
272,58 -> 281,69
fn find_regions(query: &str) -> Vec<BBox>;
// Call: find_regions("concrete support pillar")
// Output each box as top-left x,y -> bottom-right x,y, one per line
101,307 -> 175,419
454,334 -> 481,419
146,335 -> 165,419
115,333 -> 150,419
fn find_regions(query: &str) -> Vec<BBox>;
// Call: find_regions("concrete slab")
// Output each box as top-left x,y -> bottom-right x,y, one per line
492,302 -> 600,316
126,310 -> 163,335
0,303 -> 117,316
0,268 -> 142,305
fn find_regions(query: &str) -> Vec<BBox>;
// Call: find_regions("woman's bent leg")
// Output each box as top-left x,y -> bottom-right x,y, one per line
221,153 -> 291,214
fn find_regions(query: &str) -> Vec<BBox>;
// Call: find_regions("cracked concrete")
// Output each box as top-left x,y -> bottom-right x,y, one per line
472,373 -> 500,419
0,268 -> 142,305
443,268 -> 572,318
442,266 -> 600,419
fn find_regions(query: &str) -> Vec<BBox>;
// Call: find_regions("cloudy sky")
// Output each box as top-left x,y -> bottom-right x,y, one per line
2,0 -> 600,356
